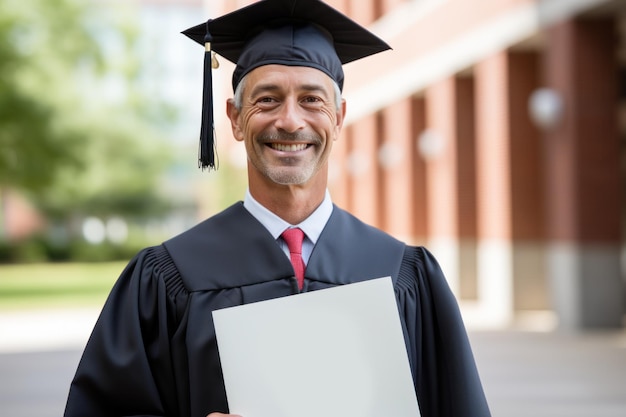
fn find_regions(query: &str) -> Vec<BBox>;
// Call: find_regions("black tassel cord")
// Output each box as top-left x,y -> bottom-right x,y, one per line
199,26 -> 218,170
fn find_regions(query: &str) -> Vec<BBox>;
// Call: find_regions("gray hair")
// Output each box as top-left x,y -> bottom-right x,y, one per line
233,73 -> 343,111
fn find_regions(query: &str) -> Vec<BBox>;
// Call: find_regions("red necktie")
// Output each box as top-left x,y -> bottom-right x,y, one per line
281,227 -> 305,289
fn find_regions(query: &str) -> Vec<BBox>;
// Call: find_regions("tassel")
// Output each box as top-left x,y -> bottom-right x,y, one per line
199,22 -> 218,170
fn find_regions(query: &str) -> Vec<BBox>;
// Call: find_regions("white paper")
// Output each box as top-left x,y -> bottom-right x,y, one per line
212,276 -> 421,417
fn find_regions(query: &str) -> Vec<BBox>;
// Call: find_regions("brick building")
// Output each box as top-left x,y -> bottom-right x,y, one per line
213,0 -> 626,330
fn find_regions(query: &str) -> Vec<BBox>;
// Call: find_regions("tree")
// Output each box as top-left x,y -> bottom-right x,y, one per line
0,0 -> 99,190
0,0 -> 175,227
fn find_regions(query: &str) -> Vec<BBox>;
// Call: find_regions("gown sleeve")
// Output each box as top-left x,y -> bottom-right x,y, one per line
395,246 -> 491,417
64,245 -> 187,417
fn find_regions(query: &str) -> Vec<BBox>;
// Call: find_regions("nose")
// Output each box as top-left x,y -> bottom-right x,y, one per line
274,99 -> 305,133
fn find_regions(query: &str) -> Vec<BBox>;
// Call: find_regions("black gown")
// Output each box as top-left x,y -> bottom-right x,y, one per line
64,203 -> 491,417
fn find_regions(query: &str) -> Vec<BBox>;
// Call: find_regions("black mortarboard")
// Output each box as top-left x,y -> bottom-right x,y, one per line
182,0 -> 391,170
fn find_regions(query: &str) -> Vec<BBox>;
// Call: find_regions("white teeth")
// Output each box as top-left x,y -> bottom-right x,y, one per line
271,143 -> 308,152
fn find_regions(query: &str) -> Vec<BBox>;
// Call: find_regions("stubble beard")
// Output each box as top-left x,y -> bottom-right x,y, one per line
255,131 -> 323,185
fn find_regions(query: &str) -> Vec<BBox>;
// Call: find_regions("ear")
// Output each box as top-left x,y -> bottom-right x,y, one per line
226,99 -> 244,142
333,98 -> 347,141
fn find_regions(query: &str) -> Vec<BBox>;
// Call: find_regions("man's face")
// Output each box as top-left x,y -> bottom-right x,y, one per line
227,64 -> 345,187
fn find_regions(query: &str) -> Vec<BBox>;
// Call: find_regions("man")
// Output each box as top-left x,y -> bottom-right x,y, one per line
64,1 -> 491,416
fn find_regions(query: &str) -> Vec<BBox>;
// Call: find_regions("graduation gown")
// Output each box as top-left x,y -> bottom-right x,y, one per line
64,203 -> 490,417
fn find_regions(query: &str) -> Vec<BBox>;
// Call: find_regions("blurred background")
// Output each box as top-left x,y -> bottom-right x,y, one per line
1,0 -> 626,416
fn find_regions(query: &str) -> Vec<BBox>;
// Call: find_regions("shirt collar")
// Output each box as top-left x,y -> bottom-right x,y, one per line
243,189 -> 333,244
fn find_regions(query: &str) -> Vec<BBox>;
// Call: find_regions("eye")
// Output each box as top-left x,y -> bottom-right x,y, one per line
255,96 -> 279,109
301,96 -> 325,107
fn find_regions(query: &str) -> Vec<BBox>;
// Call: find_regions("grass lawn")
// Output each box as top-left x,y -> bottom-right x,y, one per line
0,262 -> 126,311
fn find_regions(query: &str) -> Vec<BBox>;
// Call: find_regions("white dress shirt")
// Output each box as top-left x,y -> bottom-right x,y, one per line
243,189 -> 333,265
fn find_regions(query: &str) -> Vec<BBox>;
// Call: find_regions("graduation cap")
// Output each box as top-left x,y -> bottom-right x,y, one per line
183,0 -> 391,170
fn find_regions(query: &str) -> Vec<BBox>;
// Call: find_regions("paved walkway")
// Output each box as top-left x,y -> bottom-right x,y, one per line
1,309 -> 625,416
470,329 -> 626,417
0,308 -> 99,353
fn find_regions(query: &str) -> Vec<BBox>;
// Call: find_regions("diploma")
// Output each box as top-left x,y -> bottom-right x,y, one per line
213,276 -> 421,417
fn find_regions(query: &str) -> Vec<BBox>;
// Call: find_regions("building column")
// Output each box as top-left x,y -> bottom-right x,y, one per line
347,114 -> 382,228
410,96 -> 429,245
474,53 -> 514,327
544,18 -> 624,329
424,77 -> 460,295
456,76 -> 478,301
423,76 -> 478,302
380,98 -> 416,241
509,51 -> 549,314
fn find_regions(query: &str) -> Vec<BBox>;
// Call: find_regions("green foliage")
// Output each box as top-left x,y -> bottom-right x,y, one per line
0,231 -> 150,264
0,0 -> 99,190
0,0 -> 176,223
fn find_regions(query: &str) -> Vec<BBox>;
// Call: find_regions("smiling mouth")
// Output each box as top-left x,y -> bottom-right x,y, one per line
269,143 -> 310,152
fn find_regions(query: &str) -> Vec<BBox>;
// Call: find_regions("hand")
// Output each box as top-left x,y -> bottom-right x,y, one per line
206,414 -> 242,417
